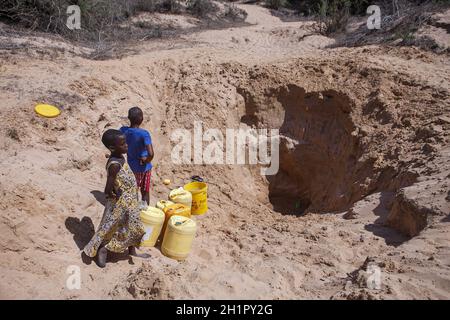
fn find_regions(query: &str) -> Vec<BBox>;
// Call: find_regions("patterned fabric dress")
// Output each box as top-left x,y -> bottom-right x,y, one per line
83,157 -> 145,257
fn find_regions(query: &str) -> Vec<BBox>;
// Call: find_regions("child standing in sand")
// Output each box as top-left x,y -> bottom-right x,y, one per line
120,107 -> 154,205
83,129 -> 147,268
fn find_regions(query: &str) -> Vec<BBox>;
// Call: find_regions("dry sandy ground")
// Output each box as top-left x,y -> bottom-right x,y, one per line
0,4 -> 449,299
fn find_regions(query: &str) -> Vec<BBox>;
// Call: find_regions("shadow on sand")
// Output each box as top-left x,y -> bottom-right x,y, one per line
91,190 -> 106,207
364,192 -> 410,247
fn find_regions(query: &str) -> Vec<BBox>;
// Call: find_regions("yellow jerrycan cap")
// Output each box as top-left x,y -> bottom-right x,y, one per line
169,215 -> 196,233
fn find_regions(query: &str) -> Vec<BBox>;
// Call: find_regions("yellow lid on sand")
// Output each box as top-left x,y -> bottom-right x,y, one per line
34,104 -> 61,118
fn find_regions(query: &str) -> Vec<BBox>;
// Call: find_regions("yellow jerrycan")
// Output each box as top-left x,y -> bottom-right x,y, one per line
183,181 -> 208,215
162,215 -> 197,260
161,203 -> 191,239
169,187 -> 192,209
156,200 -> 174,211
140,206 -> 165,247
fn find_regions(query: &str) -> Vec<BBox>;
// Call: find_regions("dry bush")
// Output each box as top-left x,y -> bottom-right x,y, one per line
0,0 -> 71,33
316,0 -> 351,35
0,0 -> 235,40
265,0 -> 287,10
135,0 -> 183,14
329,0 -> 449,53
310,0 -> 443,36
283,0 -> 371,15
223,3 -> 248,21
0,0 -> 136,40
186,0 -> 219,17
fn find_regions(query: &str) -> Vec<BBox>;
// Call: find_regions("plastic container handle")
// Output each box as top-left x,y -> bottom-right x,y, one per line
191,175 -> 204,182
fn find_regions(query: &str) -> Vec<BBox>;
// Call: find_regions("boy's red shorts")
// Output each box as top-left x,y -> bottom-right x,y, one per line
134,170 -> 151,193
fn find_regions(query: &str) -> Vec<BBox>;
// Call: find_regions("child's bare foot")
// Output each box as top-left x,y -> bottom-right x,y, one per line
128,246 -> 150,258
97,247 -> 107,268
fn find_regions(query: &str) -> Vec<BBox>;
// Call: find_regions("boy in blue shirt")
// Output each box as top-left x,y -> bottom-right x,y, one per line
120,107 -> 154,205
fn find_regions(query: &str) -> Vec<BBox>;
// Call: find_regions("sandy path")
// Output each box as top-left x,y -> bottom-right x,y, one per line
0,3 -> 449,299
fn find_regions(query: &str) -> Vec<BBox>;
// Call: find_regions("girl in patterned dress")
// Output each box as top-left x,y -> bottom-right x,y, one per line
83,129 -> 146,268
